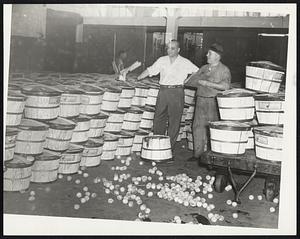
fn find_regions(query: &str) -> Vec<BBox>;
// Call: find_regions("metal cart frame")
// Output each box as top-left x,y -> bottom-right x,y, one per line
200,150 -> 281,204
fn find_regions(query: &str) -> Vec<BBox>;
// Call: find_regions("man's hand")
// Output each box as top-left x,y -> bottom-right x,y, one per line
198,79 -> 208,86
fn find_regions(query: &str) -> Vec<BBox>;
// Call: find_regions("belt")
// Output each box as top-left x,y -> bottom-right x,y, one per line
160,85 -> 183,89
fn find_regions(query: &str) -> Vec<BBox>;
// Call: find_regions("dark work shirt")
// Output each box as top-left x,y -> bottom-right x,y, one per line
185,62 -> 231,97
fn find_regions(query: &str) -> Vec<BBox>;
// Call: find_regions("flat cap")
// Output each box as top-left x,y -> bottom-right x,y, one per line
209,43 -> 224,56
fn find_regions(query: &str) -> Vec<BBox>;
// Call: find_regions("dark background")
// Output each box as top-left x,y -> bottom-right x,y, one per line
9,8 -> 288,83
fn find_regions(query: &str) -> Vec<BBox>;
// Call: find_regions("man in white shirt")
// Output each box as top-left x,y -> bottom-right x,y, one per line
137,40 -> 199,153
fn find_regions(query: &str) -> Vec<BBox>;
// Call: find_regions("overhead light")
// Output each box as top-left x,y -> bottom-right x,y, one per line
258,33 -> 288,37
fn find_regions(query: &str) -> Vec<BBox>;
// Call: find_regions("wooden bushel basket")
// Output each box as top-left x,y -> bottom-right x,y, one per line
254,126 -> 283,162
254,93 -> 285,125
44,117 -> 76,151
69,115 -> 90,143
117,84 -> 135,109
6,91 -> 26,126
100,87 -> 121,112
141,135 -> 173,162
76,138 -> 103,167
184,86 -> 196,105
15,119 -> 49,155
139,106 -> 155,130
217,88 -> 256,121
145,86 -> 159,106
78,84 -> 104,115
21,84 -> 61,120
122,108 -> 143,131
58,144 -> 84,174
244,119 -> 258,150
4,155 -> 33,191
88,113 -> 109,138
31,149 -> 61,183
5,127 -> 19,163
131,84 -> 149,107
132,129 -> 150,152
57,85 -> 83,118
103,110 -> 126,133
101,133 -> 119,161
209,121 -> 251,155
185,105 -> 195,121
245,61 -> 285,93
114,131 -> 135,157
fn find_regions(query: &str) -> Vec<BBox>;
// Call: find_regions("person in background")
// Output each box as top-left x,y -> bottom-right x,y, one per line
113,50 -> 128,74
185,43 -> 231,162
137,39 -> 199,155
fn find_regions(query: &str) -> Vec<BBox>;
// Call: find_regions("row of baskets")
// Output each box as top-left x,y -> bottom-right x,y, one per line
4,130 -> 162,192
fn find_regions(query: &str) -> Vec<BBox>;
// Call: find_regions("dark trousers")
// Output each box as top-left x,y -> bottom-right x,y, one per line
153,87 -> 184,149
192,96 -> 219,158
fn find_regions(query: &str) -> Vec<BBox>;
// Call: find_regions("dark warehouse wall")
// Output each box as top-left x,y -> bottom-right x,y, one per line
178,27 -> 288,83
9,7 -> 288,86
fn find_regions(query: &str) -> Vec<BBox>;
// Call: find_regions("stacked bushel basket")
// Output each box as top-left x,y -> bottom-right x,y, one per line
207,61 -> 285,163
4,72 -> 164,192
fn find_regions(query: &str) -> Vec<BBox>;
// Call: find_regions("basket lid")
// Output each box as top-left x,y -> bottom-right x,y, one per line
35,149 -> 61,161
7,91 -> 26,101
118,83 -> 135,90
53,84 -> 84,94
63,143 -> 84,154
254,93 -> 285,101
8,83 -> 22,91
10,77 -> 33,83
217,88 -> 257,98
135,83 -> 150,89
6,126 -> 20,136
103,133 -> 119,141
247,61 -> 285,72
68,115 -> 91,123
101,86 -> 122,93
135,129 -> 150,135
126,107 -> 144,114
43,117 -> 76,130
111,109 -> 126,115
144,135 -> 170,140
148,84 -> 160,89
5,154 -> 34,168
243,119 -> 259,127
111,131 -> 134,139
78,84 -> 104,95
254,126 -> 283,137
89,113 -> 109,120
209,121 -> 251,131
143,106 -> 155,112
21,84 -> 62,97
75,138 -> 104,148
18,118 -> 49,131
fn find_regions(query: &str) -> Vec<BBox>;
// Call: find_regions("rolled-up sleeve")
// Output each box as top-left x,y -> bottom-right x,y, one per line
147,57 -> 162,77
222,67 -> 231,89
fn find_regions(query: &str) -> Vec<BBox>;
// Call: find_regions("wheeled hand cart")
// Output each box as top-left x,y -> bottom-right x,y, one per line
200,150 -> 281,204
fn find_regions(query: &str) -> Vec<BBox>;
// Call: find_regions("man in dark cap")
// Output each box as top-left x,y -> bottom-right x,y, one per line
184,43 -> 231,161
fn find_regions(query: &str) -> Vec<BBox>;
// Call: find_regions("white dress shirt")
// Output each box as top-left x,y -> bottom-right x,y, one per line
147,55 -> 199,85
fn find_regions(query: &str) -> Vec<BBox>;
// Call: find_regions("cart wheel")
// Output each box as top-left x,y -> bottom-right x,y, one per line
264,178 -> 277,202
214,174 -> 228,193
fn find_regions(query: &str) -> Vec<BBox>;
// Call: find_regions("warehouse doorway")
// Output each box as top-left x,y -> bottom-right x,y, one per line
44,9 -> 82,72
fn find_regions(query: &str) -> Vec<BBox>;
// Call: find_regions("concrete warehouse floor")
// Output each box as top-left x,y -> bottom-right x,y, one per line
3,141 -> 280,229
